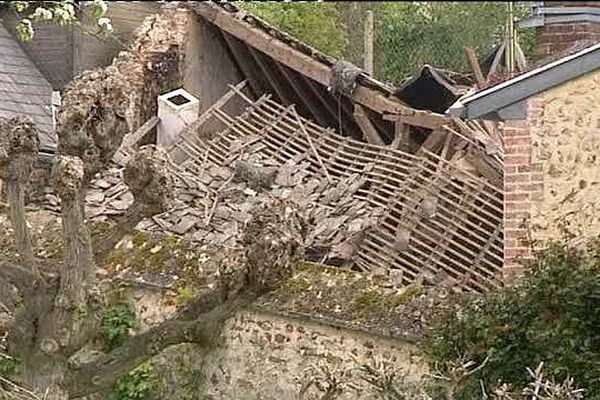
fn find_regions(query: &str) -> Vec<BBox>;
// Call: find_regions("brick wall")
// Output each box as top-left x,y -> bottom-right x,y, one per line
536,23 -> 600,59
535,2 -> 600,59
503,117 -> 535,276
503,70 -> 600,273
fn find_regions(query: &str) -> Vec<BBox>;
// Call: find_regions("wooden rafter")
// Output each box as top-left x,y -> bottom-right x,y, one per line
220,32 -> 269,100
354,104 -> 385,145
191,2 -> 449,129
276,63 -> 331,127
383,112 -> 449,131
300,76 -> 359,139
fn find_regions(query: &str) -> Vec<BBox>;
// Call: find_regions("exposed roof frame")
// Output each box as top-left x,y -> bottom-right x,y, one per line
189,2 -> 449,130
447,43 -> 600,120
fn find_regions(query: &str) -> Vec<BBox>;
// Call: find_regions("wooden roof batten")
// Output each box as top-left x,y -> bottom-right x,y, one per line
188,2 -> 450,131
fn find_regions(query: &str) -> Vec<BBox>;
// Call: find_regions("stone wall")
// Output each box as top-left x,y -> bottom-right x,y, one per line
204,311 -> 425,399
127,278 -> 429,400
151,309 -> 426,400
504,70 -> 600,273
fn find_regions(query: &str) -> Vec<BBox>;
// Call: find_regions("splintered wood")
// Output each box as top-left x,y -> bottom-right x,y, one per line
161,87 -> 503,292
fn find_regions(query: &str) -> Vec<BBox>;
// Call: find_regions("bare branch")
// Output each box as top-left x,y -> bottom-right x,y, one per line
56,69 -> 129,183
66,294 -> 249,398
70,198 -> 307,397
52,156 -> 96,306
0,261 -> 37,291
95,146 -> 175,260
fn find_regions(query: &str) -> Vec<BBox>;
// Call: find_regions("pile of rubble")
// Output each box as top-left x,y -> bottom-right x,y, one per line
41,148 -> 384,267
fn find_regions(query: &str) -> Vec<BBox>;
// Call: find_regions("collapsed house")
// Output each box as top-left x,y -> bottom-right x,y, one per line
36,2 -> 501,293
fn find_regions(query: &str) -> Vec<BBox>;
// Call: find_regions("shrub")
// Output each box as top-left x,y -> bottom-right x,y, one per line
100,301 -> 138,351
109,362 -> 159,400
0,353 -> 21,376
426,242 -> 600,399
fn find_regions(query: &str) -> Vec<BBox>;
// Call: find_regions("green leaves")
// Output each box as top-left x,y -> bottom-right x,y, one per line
97,17 -> 113,34
0,353 -> 21,376
31,7 -> 53,22
10,1 -> 113,43
91,0 -> 108,20
100,301 -> 138,351
52,1 -> 76,25
109,362 -> 159,400
13,1 -> 28,13
426,242 -> 600,398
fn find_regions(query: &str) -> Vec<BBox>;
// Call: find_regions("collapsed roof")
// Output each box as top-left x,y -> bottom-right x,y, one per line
71,83 -> 504,293
30,6 -> 504,292
182,2 -> 501,184
186,2 -> 455,144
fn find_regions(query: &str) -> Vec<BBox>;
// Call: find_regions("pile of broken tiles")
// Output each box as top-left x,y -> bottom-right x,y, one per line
39,149 -> 385,267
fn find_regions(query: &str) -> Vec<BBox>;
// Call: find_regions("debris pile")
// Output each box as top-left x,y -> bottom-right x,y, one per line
41,150 -> 384,267
39,83 -> 503,293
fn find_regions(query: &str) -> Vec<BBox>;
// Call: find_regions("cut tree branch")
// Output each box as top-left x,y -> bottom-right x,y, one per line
67,294 -> 250,398
0,261 -> 37,291
96,146 -> 175,263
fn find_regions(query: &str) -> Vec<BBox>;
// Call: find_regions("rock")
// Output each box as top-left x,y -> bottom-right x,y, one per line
172,216 -> 200,235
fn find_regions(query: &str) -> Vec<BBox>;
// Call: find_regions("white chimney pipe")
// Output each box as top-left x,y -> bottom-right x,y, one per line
157,88 -> 200,147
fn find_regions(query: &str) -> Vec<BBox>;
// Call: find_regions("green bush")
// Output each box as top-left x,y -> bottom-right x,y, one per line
426,242 -> 600,399
100,301 -> 138,351
109,362 -> 159,400
374,2 -> 534,82
237,2 -> 349,59
0,353 -> 21,376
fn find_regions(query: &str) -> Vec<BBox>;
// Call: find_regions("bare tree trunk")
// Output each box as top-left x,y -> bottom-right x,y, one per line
5,181 -> 36,271
51,157 -> 98,354
59,191 -> 96,305
0,116 -> 40,278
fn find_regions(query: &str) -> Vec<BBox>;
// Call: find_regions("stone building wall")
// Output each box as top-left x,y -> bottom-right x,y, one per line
129,284 -> 428,400
154,310 -> 426,400
504,70 -> 600,273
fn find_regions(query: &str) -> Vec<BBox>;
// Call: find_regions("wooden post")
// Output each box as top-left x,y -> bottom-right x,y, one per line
354,104 -> 385,145
391,119 -> 410,152
464,46 -> 485,88
363,10 -> 374,75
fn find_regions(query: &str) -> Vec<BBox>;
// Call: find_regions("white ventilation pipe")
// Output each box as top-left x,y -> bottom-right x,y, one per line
157,88 -> 200,147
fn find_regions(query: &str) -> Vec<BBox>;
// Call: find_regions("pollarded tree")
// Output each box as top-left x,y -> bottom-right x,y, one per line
0,11 -> 307,400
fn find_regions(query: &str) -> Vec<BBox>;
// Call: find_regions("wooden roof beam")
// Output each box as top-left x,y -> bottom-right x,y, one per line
247,46 -> 292,106
383,112 -> 449,131
192,3 -> 444,127
275,62 -> 331,127
354,104 -> 385,146
301,75 -> 359,139
221,32 -> 269,100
